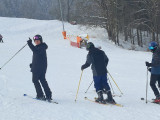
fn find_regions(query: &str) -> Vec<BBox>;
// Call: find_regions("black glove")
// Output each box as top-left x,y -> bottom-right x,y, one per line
148,68 -> 152,72
27,38 -> 32,44
29,63 -> 32,68
145,62 -> 152,67
81,65 -> 86,71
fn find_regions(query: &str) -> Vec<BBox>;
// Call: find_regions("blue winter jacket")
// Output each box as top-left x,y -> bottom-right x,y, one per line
151,48 -> 160,75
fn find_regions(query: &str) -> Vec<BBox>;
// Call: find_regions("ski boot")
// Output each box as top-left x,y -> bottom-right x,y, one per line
105,91 -> 116,104
95,91 -> 105,104
46,95 -> 53,102
154,95 -> 160,103
102,88 -> 107,94
36,95 -> 46,101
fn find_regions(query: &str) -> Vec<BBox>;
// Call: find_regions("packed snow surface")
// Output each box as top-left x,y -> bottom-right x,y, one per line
0,17 -> 159,120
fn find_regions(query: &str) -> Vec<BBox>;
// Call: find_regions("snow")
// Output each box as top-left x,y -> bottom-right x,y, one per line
0,17 -> 159,120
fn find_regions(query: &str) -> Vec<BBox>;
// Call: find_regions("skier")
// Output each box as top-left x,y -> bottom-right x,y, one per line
0,34 -> 4,43
27,35 -> 52,101
80,38 -> 88,48
146,41 -> 160,103
81,42 -> 116,104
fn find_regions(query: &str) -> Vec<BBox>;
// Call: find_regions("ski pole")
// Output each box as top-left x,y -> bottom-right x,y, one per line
146,67 -> 149,104
108,71 -> 123,95
75,70 -> 83,102
108,78 -> 115,95
0,43 -> 27,70
85,81 -> 94,93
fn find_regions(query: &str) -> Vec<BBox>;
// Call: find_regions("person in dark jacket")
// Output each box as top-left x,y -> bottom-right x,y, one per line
0,34 -> 4,43
27,35 -> 52,101
81,42 -> 116,104
146,41 -> 160,102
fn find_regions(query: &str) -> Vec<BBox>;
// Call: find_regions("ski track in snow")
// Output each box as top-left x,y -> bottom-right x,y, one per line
0,17 -> 159,120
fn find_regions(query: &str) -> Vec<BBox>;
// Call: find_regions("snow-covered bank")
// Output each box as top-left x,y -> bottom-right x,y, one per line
0,17 -> 159,120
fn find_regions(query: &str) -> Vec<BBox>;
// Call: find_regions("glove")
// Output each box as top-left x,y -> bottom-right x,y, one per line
29,63 -> 32,68
27,38 -> 32,44
148,68 -> 152,72
81,65 -> 86,71
145,62 -> 152,67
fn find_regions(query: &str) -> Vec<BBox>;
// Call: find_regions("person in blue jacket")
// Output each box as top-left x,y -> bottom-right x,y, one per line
146,41 -> 160,101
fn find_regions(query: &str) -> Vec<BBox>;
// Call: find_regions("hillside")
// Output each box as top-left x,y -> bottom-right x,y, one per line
0,17 -> 159,120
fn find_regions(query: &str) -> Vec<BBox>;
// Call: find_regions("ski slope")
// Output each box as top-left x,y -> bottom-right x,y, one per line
0,17 -> 159,120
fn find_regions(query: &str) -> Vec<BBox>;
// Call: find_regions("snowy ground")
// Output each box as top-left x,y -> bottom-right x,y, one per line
0,17 -> 159,120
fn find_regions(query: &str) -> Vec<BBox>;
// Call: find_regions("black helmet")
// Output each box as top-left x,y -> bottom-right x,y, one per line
86,42 -> 95,51
33,35 -> 43,42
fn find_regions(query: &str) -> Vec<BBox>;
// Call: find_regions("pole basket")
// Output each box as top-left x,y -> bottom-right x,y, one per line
62,31 -> 67,39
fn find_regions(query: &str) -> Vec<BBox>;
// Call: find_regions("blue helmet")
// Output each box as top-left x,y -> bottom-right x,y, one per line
148,41 -> 158,50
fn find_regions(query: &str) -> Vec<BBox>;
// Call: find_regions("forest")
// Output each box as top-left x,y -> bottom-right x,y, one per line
0,0 -> 160,48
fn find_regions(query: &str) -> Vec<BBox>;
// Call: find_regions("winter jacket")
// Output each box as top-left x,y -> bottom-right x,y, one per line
151,47 -> 160,75
82,48 -> 109,76
28,42 -> 48,74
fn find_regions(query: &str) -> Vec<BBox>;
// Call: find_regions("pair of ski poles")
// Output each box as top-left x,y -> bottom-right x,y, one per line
0,43 -> 27,70
75,70 -> 123,102
84,77 -> 115,94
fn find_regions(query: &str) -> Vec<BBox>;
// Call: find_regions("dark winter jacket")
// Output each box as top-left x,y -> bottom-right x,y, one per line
82,48 -> 109,76
151,47 -> 160,75
28,42 -> 48,74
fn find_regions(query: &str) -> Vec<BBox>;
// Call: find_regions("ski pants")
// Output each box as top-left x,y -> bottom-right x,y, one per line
0,38 -> 3,43
32,73 -> 52,98
93,74 -> 111,93
150,74 -> 160,96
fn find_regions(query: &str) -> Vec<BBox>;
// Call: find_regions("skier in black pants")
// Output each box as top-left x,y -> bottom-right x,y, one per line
27,35 -> 52,101
81,42 -> 116,104
146,41 -> 160,103
0,34 -> 4,43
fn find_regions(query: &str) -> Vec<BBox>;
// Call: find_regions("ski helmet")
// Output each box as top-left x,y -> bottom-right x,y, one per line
33,35 -> 43,42
86,42 -> 95,51
148,41 -> 158,50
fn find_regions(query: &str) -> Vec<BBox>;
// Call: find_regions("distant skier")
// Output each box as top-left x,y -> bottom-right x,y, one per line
81,42 -> 116,104
146,41 -> 160,103
0,34 -> 4,43
27,35 -> 52,101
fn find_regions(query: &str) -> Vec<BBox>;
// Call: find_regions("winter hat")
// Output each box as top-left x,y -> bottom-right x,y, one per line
33,35 -> 43,43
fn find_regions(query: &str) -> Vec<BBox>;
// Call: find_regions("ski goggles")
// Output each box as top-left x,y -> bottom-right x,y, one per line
33,36 -> 40,40
149,46 -> 154,50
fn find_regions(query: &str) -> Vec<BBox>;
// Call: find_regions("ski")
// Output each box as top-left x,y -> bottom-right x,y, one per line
23,94 -> 58,104
84,97 -> 123,107
140,98 -> 160,105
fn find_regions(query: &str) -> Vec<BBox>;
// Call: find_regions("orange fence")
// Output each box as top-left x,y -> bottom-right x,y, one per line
62,31 -> 89,48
